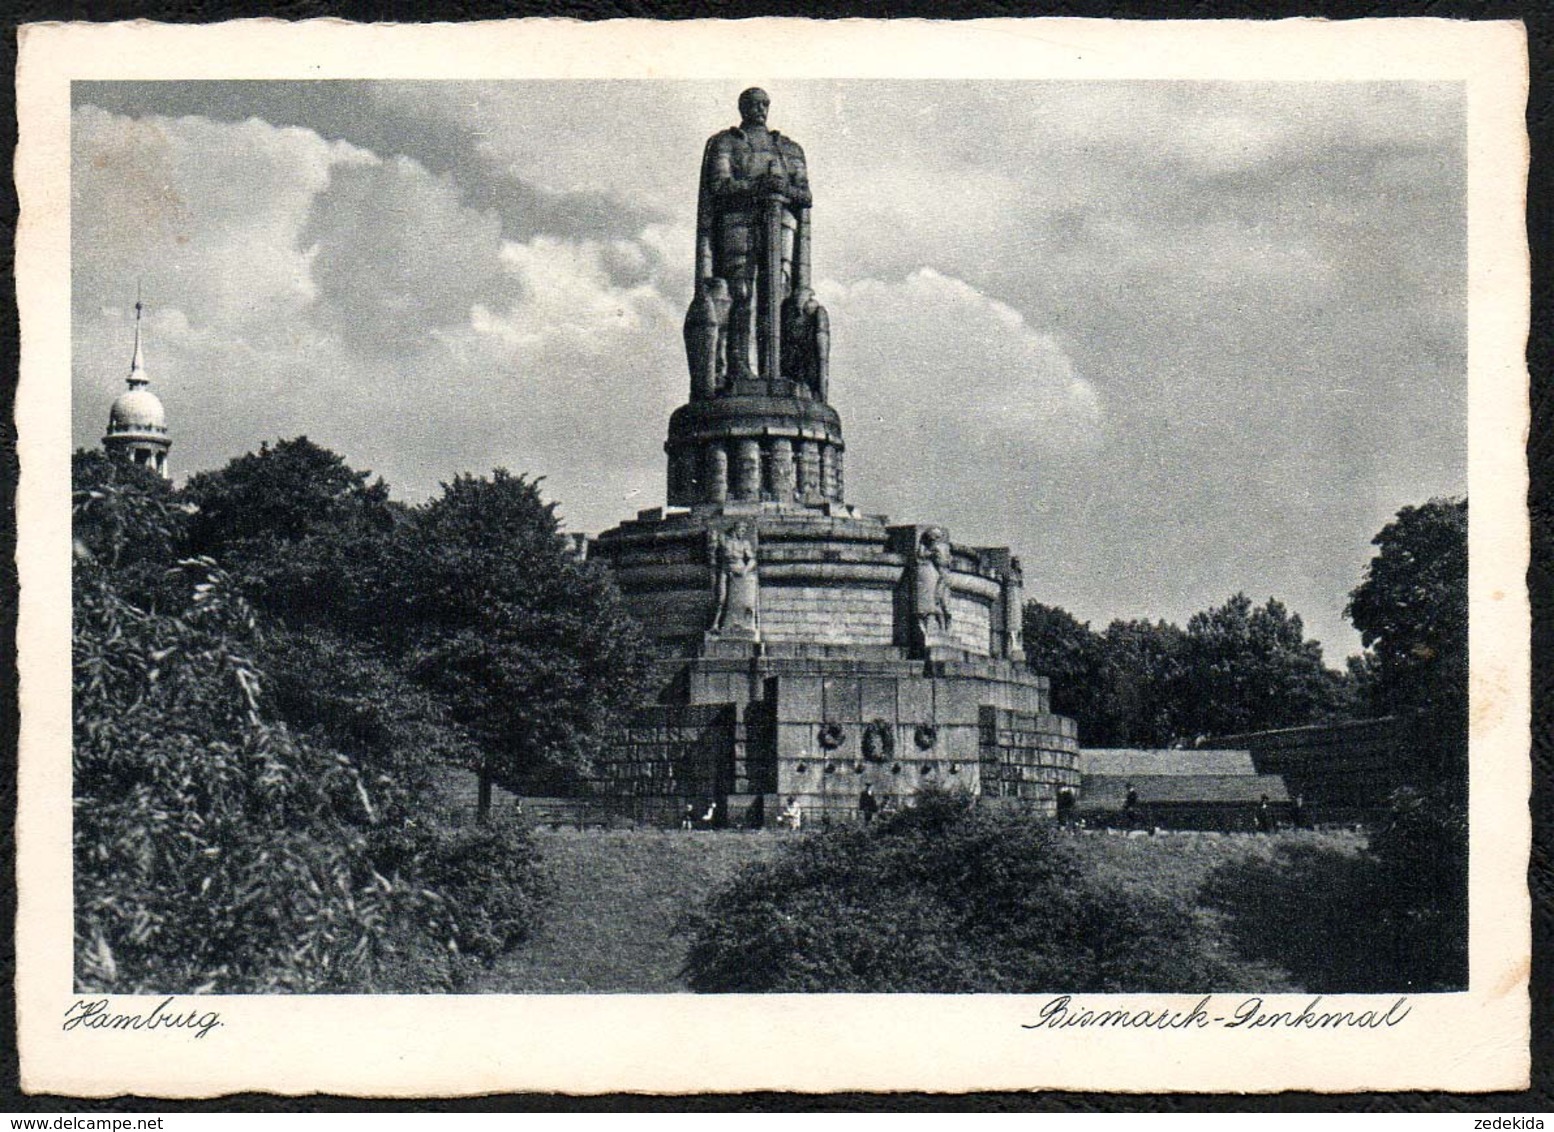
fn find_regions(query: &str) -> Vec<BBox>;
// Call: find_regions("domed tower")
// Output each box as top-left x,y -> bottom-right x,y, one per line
102,295 -> 171,478
588,91 -> 1077,827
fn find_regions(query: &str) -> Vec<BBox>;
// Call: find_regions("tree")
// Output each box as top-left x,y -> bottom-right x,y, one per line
1343,499 -> 1468,969
1022,602 -> 1109,743
73,445 -> 555,990
1175,593 -> 1346,739
71,449 -> 190,610
393,471 -> 654,819
1345,497 -> 1468,732
1096,618 -> 1189,748
179,438 -> 466,818
181,437 -> 401,631
1026,593 -> 1348,747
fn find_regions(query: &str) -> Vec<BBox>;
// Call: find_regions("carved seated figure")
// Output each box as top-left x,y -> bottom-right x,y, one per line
781,286 -> 830,399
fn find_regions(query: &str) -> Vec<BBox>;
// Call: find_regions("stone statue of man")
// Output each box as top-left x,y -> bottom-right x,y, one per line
913,527 -> 954,645
695,88 -> 812,384
711,521 -> 760,638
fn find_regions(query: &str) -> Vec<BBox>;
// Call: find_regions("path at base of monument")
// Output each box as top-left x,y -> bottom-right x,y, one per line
467,828 -> 1361,994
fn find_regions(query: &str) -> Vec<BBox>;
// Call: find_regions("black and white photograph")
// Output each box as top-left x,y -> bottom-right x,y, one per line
16,17 -> 1530,1096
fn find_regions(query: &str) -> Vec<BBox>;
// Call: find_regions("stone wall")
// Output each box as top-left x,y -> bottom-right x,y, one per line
978,706 -> 1081,812
592,509 -> 1026,661
760,582 -> 895,645
593,653 -> 1073,827
592,702 -> 737,825
1209,714 -> 1450,810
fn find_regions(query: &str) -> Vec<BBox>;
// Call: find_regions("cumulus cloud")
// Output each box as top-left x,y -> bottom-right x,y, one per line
302,155 -> 507,353
824,267 -> 1099,447
70,103 -> 687,526
69,80 -> 1468,652
816,267 -> 1102,549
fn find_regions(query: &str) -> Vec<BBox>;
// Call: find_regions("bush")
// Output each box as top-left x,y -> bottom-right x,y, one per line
73,455 -> 555,992
1368,784 -> 1468,989
374,817 -> 554,962
680,788 -> 1230,993
73,558 -> 403,992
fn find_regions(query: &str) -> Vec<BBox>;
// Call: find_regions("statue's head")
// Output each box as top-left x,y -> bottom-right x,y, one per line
738,87 -> 771,126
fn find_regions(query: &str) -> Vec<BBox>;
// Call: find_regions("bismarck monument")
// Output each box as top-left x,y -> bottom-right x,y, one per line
589,90 -> 1079,826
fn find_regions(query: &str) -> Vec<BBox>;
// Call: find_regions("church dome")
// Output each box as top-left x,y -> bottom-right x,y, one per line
107,386 -> 167,434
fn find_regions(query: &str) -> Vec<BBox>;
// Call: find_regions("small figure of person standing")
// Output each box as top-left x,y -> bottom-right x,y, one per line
858,784 -> 879,825
1123,782 -> 1140,831
1256,793 -> 1275,834
778,796 -> 803,831
681,803 -> 696,831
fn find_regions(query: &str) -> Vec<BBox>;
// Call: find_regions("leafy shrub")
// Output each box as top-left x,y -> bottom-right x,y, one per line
681,787 -> 1230,993
1368,784 -> 1467,988
373,817 -> 554,961
73,453 -> 555,992
73,557 -> 402,992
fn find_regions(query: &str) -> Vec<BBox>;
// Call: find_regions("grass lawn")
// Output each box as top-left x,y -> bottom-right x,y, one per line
472,829 -> 784,993
474,825 -> 1366,994
1069,829 -> 1367,992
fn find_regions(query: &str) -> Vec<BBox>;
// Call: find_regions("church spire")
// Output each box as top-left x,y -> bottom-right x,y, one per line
127,282 -> 149,389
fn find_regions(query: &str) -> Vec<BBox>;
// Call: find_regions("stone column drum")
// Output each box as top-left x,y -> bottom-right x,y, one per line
733,438 -> 762,501
705,443 -> 729,503
798,439 -> 821,502
766,438 -> 796,503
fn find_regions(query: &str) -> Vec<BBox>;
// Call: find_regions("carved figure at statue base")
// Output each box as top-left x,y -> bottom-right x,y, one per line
781,286 -> 830,399
684,277 -> 733,399
711,521 -> 760,638
913,526 -> 954,649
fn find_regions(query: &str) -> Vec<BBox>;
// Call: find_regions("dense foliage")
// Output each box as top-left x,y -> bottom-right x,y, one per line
1193,499 -> 1470,992
74,516 -> 401,990
182,443 -> 652,815
680,789 -> 1230,993
1345,497 -> 1468,735
1023,594 -> 1350,747
393,471 -> 655,810
71,440 -> 662,991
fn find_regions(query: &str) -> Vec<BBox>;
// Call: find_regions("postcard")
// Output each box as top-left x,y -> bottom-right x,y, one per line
15,17 -> 1531,1095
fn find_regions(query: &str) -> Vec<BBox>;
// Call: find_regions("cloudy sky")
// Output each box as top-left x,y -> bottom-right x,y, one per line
71,80 -> 1466,657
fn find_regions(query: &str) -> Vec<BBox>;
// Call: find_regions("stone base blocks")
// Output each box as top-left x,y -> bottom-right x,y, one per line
588,494 -> 1070,827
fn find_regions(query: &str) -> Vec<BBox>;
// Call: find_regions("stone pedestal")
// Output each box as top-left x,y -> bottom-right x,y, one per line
589,506 -> 1068,826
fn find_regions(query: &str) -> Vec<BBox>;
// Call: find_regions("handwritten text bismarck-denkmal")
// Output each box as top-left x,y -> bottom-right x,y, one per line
1024,995 -> 1412,1032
